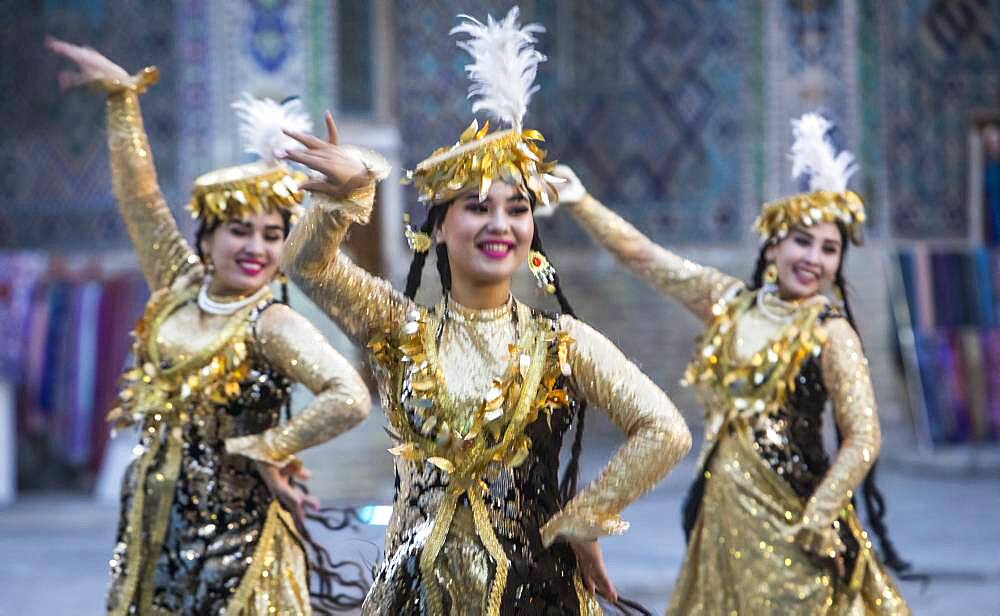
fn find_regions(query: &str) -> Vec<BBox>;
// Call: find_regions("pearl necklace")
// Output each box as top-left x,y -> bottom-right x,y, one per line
755,284 -> 796,324
197,280 -> 269,315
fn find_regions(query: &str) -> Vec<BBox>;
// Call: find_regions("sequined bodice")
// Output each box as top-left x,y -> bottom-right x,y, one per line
371,298 -> 583,613
702,292 -> 838,497
434,297 -> 518,404
283,152 -> 691,616
153,301 -> 240,363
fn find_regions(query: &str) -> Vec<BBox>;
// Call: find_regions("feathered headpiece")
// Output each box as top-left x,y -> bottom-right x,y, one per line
403,6 -> 557,208
187,94 -> 311,224
754,112 -> 866,245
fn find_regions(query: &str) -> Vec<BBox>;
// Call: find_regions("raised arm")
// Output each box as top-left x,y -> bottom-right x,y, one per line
540,316 -> 692,546
48,38 -> 194,290
225,303 -> 371,466
554,165 -> 740,322
280,117 -> 411,347
798,318 -> 882,553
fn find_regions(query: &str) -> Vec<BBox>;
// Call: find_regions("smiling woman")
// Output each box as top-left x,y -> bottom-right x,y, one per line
279,7 -> 691,615
46,37 -> 373,616
195,213 -> 289,296
554,113 -> 911,615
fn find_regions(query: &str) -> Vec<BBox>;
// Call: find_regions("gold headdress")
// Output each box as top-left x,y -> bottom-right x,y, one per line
403,7 -> 557,210
753,113 -> 866,245
187,94 -> 311,224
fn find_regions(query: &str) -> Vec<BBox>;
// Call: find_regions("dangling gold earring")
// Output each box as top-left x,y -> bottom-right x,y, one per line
763,262 -> 778,285
403,213 -> 431,253
275,270 -> 289,285
528,250 -> 557,294
205,258 -> 216,277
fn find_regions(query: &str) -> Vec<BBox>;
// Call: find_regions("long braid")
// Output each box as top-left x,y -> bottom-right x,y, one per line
530,227 -> 588,504
403,212 -> 438,299
532,226 -> 654,614
833,267 -> 911,573
403,203 -> 451,299
435,243 -> 452,294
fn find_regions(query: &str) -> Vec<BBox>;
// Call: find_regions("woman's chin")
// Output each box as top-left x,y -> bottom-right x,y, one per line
215,273 -> 269,296
777,281 -> 816,301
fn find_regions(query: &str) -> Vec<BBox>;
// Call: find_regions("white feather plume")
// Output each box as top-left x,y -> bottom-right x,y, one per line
231,93 -> 313,163
450,6 -> 546,130
789,113 -> 857,192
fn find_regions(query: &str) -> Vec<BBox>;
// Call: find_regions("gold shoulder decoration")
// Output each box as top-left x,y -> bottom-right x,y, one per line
367,307 -> 573,616
683,289 -> 831,420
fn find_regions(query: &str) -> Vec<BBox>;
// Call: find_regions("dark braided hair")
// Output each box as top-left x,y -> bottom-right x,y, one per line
531,225 -> 588,503
403,205 -> 448,299
402,195 -> 588,505
749,224 -> 911,573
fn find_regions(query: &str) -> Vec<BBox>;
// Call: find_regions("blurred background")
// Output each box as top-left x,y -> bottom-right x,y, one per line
1,0 -> 999,614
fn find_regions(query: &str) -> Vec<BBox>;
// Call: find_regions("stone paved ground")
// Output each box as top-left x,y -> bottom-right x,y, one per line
1,411 -> 998,615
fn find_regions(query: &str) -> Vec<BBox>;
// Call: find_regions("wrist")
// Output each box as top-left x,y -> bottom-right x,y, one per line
96,66 -> 159,96
794,521 -> 842,559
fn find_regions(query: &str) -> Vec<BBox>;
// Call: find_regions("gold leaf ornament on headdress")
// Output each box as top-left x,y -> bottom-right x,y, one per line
403,7 -> 558,210
753,113 -> 866,245
188,162 -> 308,225
187,94 -> 313,225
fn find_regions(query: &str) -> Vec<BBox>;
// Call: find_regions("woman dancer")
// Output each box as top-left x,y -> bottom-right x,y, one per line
47,38 -> 371,615
278,8 -> 691,615
554,114 -> 910,614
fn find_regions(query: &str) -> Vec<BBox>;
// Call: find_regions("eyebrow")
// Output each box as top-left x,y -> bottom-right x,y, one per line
793,227 -> 840,245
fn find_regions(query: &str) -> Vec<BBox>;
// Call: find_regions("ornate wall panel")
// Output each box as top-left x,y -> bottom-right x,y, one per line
394,0 -> 764,244
1,1 -> 177,249
881,0 -> 1000,238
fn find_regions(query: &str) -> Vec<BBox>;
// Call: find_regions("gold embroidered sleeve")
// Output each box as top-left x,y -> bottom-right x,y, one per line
567,194 -> 741,322
540,316 -> 692,546
225,304 -> 371,467
107,89 -> 195,290
803,318 -> 882,536
282,176 -> 412,348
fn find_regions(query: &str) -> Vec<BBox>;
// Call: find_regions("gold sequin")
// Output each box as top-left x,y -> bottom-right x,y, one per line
568,194 -> 741,323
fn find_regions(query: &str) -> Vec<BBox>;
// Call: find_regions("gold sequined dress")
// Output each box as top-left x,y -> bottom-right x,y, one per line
102,85 -> 370,615
567,195 -> 910,615
282,185 -> 692,615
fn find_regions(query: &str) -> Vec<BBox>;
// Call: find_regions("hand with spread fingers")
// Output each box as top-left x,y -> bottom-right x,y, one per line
254,460 -> 320,535
45,35 -> 132,91
281,112 -> 373,199
551,164 -> 589,207
570,539 -> 619,603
